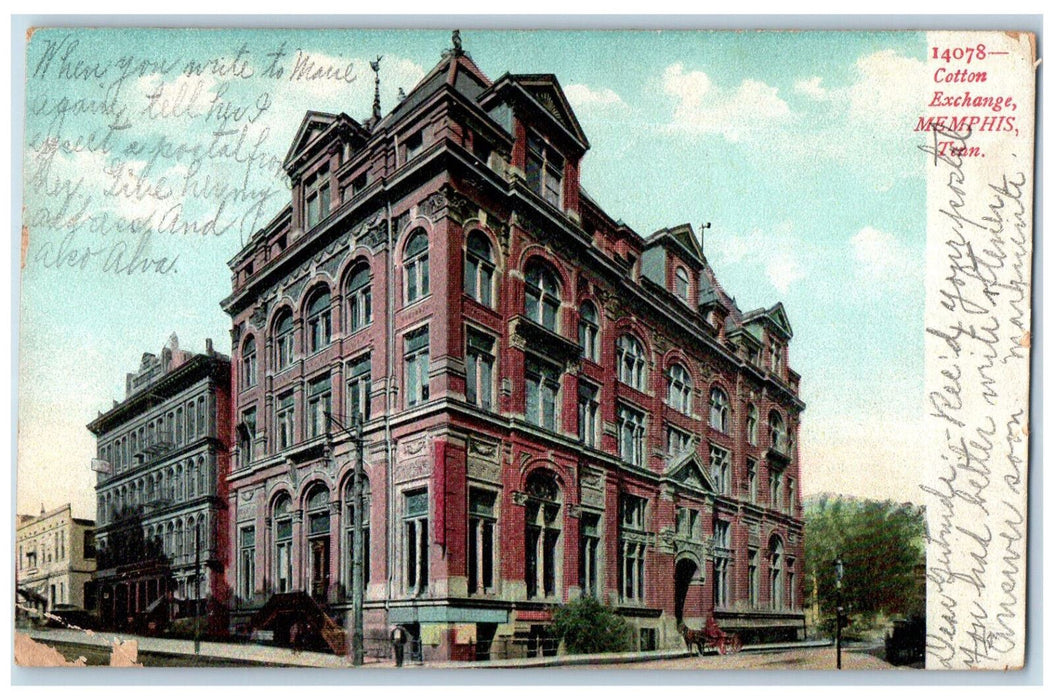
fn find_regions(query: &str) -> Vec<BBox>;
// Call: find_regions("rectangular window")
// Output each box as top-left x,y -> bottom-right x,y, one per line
466,330 -> 496,411
770,470 -> 783,511
619,494 -> 647,603
404,489 -> 429,595
713,520 -> 731,608
525,357 -> 560,431
276,392 -> 295,450
747,458 -> 758,503
525,132 -> 564,208
275,518 -> 292,593
579,512 -> 600,597
242,346 -> 257,389
84,532 -> 95,559
240,408 -> 256,466
710,445 -> 731,495
676,507 -> 699,539
404,131 -> 424,163
239,526 -> 255,600
304,167 -> 331,229
307,375 -> 331,439
666,425 -> 691,456
404,327 -> 430,407
787,477 -> 796,515
577,382 -> 599,447
618,404 -> 646,467
467,489 -> 496,594
787,557 -> 796,609
346,354 -> 372,423
748,548 -> 759,607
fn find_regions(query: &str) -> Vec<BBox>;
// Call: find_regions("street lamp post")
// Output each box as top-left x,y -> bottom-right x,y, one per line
194,522 -> 201,655
324,411 -> 365,667
834,555 -> 844,670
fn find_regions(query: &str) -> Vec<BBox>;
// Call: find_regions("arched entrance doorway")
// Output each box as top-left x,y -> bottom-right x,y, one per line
674,557 -> 698,623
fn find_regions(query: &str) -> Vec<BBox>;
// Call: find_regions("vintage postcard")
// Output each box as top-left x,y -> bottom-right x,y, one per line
14,25 -> 1035,673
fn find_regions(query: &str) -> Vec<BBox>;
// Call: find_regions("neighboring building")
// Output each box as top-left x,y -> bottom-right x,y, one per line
86,334 -> 232,635
15,504 -> 96,621
221,35 -> 805,659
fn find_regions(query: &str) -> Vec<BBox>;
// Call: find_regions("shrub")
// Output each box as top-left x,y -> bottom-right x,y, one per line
551,596 -> 633,655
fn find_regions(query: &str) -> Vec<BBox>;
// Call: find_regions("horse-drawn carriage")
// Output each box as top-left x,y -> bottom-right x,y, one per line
679,617 -> 743,656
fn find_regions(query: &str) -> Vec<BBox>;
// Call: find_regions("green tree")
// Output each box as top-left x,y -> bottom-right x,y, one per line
804,495 -> 925,624
551,596 -> 634,654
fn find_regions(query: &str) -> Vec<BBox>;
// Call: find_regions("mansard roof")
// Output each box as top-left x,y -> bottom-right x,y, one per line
282,111 -> 369,173
646,223 -> 705,265
742,301 -> 794,340
373,50 -> 492,133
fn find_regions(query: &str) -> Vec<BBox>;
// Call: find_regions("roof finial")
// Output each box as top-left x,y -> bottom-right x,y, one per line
397,87 -> 406,102
370,55 -> 383,121
452,29 -> 463,56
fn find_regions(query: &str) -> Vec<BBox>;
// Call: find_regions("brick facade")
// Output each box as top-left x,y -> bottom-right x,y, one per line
221,41 -> 805,659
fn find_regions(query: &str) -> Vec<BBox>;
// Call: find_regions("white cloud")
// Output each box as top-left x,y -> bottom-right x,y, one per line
662,63 -> 791,142
793,76 -> 828,100
845,50 -> 928,129
850,226 -> 919,284
708,220 -> 807,294
565,83 -> 625,109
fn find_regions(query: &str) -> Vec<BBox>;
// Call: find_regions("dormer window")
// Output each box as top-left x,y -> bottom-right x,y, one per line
675,268 -> 690,302
304,167 -> 331,229
404,131 -> 424,164
526,132 -> 564,208
769,338 -> 783,376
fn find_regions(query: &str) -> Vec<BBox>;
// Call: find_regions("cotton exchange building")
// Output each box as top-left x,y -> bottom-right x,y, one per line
221,39 -> 806,660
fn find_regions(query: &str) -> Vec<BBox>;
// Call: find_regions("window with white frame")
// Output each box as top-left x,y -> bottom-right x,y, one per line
748,548 -> 759,607
239,525 -> 255,600
467,488 -> 496,594
578,382 -> 600,447
274,311 -> 294,371
579,512 -> 600,597
713,520 -> 731,608
345,264 -> 372,332
619,494 -> 647,602
404,230 -> 430,303
787,557 -> 796,609
709,387 -> 730,433
675,267 -> 690,302
346,354 -> 371,423
275,392 -> 295,451
617,334 -> 647,390
524,262 -> 561,331
769,535 -> 784,609
524,471 -> 561,599
747,458 -> 758,503
787,477 -> 796,515
304,167 -> 331,229
272,496 -> 293,593
465,329 -> 496,411
676,507 -> 699,540
464,231 -> 495,307
746,403 -> 759,445
525,132 -> 564,208
710,444 -> 731,495
239,407 -> 256,466
306,287 -> 332,353
618,403 -> 646,467
578,301 -> 600,362
769,338 -> 782,376
525,356 -> 560,431
344,477 -> 370,596
667,364 -> 692,413
404,327 -> 430,407
769,410 -> 786,452
306,374 -> 331,439
241,337 -> 257,389
666,425 -> 692,456
404,489 -> 429,595
770,469 -> 784,511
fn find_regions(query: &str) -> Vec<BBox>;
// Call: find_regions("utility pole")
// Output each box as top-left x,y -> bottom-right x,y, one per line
194,522 -> 201,655
325,411 -> 365,667
834,555 -> 844,670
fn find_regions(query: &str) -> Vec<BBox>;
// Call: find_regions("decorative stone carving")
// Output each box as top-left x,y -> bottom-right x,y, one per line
511,491 -> 528,507
467,437 -> 502,485
250,301 -> 270,331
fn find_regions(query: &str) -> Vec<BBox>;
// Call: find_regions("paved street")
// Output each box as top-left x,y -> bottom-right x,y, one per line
575,644 -> 900,671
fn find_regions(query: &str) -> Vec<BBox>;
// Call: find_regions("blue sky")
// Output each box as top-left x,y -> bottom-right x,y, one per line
18,29 -> 931,518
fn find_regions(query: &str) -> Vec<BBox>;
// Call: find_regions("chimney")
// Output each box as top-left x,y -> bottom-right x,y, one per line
206,338 -> 214,355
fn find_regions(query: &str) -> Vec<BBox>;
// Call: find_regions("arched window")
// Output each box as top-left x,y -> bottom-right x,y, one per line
306,287 -> 332,353
305,484 -> 331,598
616,334 -> 647,390
769,410 -> 786,452
272,495 -> 293,593
747,404 -> 759,446
404,230 -> 430,303
769,535 -> 784,609
578,301 -> 599,362
709,387 -> 730,433
273,310 -> 294,370
675,267 -> 690,302
345,264 -> 372,332
667,364 -> 693,414
464,231 -> 495,307
344,477 -> 371,596
524,470 -> 562,600
524,261 -> 561,331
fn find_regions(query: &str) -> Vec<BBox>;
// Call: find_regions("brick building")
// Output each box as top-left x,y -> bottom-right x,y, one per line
87,334 -> 232,635
221,36 -> 805,659
15,504 -> 96,622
